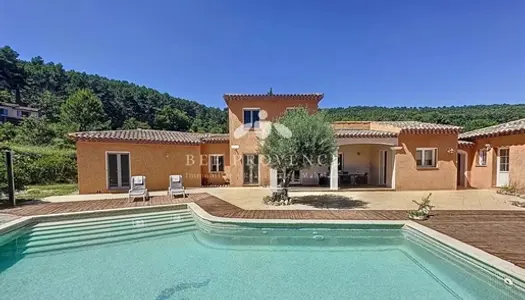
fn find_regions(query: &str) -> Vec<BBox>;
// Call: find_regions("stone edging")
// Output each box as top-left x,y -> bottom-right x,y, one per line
187,203 -> 525,282
1,202 -> 524,284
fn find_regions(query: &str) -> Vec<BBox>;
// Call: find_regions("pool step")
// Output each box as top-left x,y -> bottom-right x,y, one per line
33,210 -> 191,230
29,213 -> 193,236
2,209 -> 196,256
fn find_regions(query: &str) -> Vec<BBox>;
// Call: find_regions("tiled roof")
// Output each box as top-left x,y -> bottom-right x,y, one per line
375,121 -> 462,134
69,129 -> 229,145
459,118 -> 525,140
223,93 -> 324,103
458,140 -> 475,148
0,102 -> 39,111
199,133 -> 230,143
335,129 -> 398,138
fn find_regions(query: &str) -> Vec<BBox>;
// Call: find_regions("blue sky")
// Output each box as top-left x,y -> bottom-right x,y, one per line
1,0 -> 524,109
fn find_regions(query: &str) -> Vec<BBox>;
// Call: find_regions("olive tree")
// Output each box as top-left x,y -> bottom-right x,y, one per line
258,108 -> 337,202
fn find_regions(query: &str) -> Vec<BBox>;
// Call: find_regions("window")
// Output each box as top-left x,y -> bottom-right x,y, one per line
0,108 -> 7,116
478,149 -> 487,166
243,109 -> 260,129
499,148 -> 509,172
17,110 -> 30,118
338,153 -> 344,172
107,152 -> 130,189
209,155 -> 224,172
416,148 -> 437,168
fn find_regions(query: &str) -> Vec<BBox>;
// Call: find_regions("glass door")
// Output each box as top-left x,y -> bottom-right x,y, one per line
107,153 -> 130,189
243,154 -> 259,184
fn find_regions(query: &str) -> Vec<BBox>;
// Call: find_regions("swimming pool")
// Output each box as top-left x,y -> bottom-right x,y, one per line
0,208 -> 523,300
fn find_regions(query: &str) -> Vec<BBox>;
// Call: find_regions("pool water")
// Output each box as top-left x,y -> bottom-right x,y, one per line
0,209 -> 523,300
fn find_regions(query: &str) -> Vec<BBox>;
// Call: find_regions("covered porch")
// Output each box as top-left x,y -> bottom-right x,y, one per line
270,133 -> 399,190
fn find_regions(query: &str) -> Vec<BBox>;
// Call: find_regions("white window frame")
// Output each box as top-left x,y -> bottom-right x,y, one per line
209,154 -> 225,173
242,108 -> 260,129
478,149 -> 487,166
105,151 -> 131,189
0,108 -> 8,116
416,148 -> 438,168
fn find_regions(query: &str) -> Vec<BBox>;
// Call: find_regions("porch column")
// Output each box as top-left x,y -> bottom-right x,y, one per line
270,168 -> 278,189
391,149 -> 397,189
330,148 -> 339,190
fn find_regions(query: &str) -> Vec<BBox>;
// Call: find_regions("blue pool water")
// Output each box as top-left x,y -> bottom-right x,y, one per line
0,209 -> 523,300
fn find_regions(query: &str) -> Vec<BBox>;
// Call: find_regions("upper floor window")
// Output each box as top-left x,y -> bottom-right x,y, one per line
17,110 -> 31,118
416,148 -> 437,168
243,109 -> 260,129
478,149 -> 487,166
0,108 -> 7,116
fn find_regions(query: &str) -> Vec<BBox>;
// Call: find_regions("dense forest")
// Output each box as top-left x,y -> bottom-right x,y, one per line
323,105 -> 525,132
0,45 -> 228,135
1,44 -> 525,147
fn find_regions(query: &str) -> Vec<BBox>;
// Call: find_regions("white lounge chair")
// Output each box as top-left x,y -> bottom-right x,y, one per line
168,175 -> 186,198
129,176 -> 149,202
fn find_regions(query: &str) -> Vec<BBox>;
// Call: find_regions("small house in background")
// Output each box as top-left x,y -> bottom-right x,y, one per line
0,102 -> 39,124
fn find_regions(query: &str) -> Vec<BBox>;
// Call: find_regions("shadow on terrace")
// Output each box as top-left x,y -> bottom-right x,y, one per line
292,194 -> 368,209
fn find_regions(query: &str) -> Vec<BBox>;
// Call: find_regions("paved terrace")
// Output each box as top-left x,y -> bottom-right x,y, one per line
1,193 -> 525,268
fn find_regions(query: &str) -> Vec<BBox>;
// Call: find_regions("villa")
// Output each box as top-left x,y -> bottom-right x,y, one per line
70,93 -> 525,194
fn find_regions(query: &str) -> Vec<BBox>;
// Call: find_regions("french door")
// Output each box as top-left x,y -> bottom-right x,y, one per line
496,148 -> 510,187
107,152 -> 130,189
243,154 -> 259,184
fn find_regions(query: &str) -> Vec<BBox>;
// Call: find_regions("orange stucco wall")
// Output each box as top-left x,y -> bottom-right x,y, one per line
76,141 -> 201,194
227,98 -> 319,186
200,143 -> 231,185
465,134 -> 525,189
394,133 -> 458,190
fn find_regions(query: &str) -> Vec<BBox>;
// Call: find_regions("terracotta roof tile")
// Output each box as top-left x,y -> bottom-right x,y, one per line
459,118 -> 525,140
69,129 -> 229,145
458,140 -> 475,148
375,121 -> 462,134
335,129 -> 398,138
223,93 -> 324,103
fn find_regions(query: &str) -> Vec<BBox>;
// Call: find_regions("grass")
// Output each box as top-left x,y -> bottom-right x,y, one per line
16,183 -> 78,200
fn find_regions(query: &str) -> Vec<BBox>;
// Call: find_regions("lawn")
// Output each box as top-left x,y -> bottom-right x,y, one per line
16,183 -> 78,200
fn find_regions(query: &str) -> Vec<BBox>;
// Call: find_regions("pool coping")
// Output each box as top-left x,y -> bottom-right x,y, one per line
1,202 -> 525,284
187,203 -> 525,283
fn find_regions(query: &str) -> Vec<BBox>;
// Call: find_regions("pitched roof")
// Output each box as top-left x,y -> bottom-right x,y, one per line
459,118 -> 525,140
223,93 -> 324,103
69,129 -> 229,145
458,140 -> 475,148
375,121 -> 462,134
335,129 -> 398,138
0,102 -> 39,112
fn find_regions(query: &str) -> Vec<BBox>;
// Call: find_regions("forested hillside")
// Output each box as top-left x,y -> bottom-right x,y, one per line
1,44 -> 524,143
323,105 -> 525,132
0,45 -> 227,134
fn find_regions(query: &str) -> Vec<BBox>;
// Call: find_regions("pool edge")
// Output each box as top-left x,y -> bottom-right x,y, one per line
2,202 -> 524,284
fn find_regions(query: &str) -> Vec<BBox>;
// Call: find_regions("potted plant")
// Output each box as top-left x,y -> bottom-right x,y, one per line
408,193 -> 434,220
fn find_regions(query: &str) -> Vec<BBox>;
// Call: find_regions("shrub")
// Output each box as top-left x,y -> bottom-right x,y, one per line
0,145 -> 77,195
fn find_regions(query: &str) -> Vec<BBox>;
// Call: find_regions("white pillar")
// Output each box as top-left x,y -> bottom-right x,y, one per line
270,168 -> 278,189
330,148 -> 339,190
391,150 -> 396,189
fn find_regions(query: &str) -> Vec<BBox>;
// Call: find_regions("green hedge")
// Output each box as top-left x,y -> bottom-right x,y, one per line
0,145 -> 77,193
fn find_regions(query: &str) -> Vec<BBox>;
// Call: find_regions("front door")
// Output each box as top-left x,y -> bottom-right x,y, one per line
243,154 -> 259,184
378,150 -> 388,185
497,148 -> 510,187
